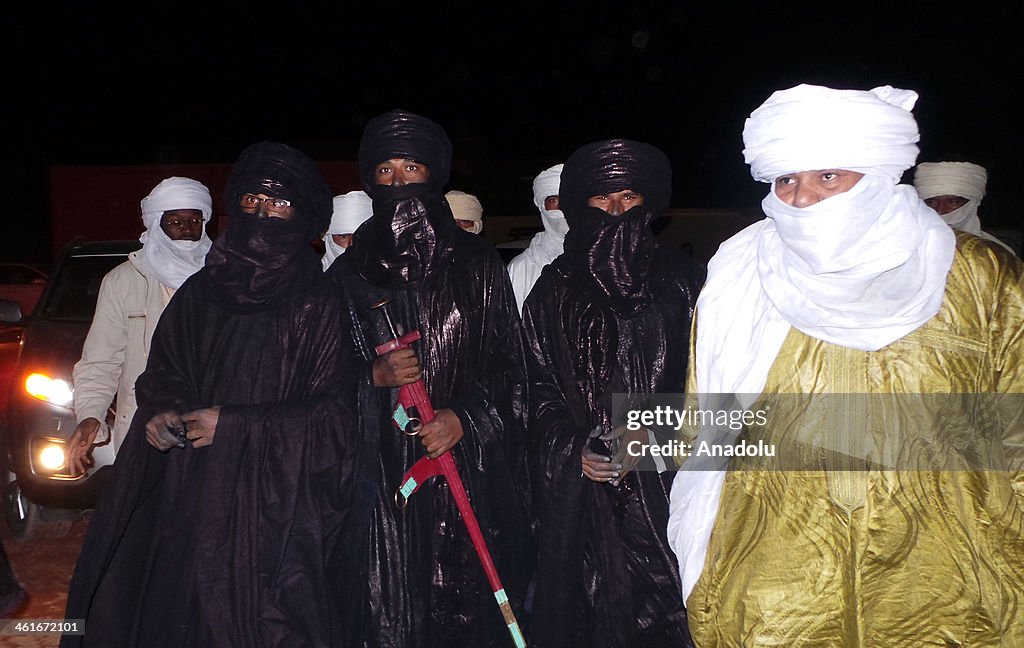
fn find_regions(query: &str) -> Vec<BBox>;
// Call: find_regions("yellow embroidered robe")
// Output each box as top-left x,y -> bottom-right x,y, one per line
685,234 -> 1024,647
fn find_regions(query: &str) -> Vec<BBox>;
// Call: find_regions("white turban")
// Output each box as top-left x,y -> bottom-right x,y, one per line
532,164 -> 566,238
138,177 -> 213,289
140,176 -> 213,228
322,190 -> 373,271
913,161 -> 988,233
912,162 -> 1013,253
445,190 -> 484,234
742,84 -> 921,183
507,164 -> 566,313
913,161 -> 987,202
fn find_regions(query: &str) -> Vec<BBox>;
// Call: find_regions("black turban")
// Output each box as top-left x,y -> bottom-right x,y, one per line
205,141 -> 331,311
357,110 -> 453,193
224,141 -> 333,240
553,139 -> 673,317
559,139 -> 672,219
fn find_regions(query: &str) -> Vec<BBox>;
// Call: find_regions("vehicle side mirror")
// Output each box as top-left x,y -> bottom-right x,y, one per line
0,298 -> 23,323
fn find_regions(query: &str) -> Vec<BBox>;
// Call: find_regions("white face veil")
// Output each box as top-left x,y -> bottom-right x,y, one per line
506,164 -> 566,314
668,84 -> 956,603
139,176 -> 214,289
444,190 -> 484,235
322,190 -> 373,271
532,164 -> 567,241
913,161 -> 987,233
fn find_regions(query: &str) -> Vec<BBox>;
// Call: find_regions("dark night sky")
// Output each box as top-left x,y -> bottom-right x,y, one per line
6,2 -> 1022,263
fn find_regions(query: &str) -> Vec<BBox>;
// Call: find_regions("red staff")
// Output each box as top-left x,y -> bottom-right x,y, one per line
371,298 -> 527,648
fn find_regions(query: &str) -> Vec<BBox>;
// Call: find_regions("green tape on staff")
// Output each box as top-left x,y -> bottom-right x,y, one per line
393,405 -> 411,430
400,477 -> 418,499
494,588 -> 509,605
508,622 -> 527,648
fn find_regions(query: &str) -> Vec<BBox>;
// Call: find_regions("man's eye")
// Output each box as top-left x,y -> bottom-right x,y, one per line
822,173 -> 838,181
377,167 -> 391,174
406,165 -> 418,172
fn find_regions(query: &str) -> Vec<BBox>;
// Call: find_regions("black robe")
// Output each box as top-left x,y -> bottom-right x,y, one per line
328,230 -> 533,648
61,272 -> 356,647
524,244 -> 703,648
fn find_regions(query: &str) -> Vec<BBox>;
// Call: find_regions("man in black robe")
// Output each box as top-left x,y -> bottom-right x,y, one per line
523,139 -> 704,648
62,142 -> 356,647
327,110 -> 532,648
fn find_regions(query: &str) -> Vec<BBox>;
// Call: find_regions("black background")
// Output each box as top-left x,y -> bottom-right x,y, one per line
7,1 -> 1021,264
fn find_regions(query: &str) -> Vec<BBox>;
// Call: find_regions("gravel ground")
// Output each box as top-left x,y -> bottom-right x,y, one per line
1,516 -> 88,648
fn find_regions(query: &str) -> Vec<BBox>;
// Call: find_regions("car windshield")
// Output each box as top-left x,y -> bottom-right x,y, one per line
37,254 -> 128,320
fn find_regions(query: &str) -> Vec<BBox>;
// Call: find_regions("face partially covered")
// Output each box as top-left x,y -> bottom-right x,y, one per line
331,233 -> 353,248
160,209 -> 204,241
374,158 -> 431,186
544,195 -> 560,211
238,193 -> 297,221
586,189 -> 645,216
923,194 -> 970,215
773,169 -> 865,207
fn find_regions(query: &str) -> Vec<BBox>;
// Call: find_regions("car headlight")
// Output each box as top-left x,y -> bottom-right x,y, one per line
24,372 -> 74,407
37,442 -> 67,471
30,437 -> 77,478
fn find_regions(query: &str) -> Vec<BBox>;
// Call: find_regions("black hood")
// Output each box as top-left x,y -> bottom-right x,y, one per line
348,111 -> 460,288
554,139 -> 672,317
357,110 -> 453,194
204,141 -> 331,311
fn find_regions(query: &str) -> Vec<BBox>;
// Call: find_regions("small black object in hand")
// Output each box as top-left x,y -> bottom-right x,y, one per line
168,424 -> 187,444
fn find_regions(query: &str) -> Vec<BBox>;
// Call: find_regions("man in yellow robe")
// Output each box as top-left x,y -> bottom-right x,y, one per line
667,84 -> 1024,647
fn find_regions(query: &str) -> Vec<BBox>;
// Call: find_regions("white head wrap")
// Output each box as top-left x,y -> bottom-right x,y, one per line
743,84 -> 921,183
507,164 -> 565,313
445,190 -> 484,235
138,176 -> 213,289
913,161 -> 987,232
669,84 -> 957,603
322,190 -> 373,271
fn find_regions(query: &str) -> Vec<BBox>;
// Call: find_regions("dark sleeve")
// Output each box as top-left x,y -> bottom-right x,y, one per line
521,277 -> 591,493
445,254 -> 531,499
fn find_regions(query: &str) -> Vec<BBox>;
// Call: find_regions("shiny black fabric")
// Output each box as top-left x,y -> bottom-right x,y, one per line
558,139 -> 671,217
347,184 -> 460,289
205,141 -> 331,312
357,110 -> 453,192
347,111 -> 461,289
523,138 -> 703,648
554,139 -> 673,317
61,148 -> 356,647
327,230 -> 533,648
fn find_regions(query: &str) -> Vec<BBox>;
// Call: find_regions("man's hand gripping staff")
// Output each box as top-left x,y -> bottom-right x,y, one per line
370,298 -> 527,648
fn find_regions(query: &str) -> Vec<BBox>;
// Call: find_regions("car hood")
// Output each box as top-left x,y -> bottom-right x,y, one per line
15,318 -> 90,382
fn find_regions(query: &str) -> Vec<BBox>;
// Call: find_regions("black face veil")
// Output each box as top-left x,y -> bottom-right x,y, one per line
555,138 -> 672,317
348,110 -> 461,288
205,141 -> 332,311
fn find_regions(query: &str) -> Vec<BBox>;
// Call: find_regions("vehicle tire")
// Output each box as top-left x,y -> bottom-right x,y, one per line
4,479 -> 73,541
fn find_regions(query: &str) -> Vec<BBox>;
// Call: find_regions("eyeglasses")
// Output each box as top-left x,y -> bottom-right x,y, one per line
162,216 -> 204,229
239,194 -> 292,213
